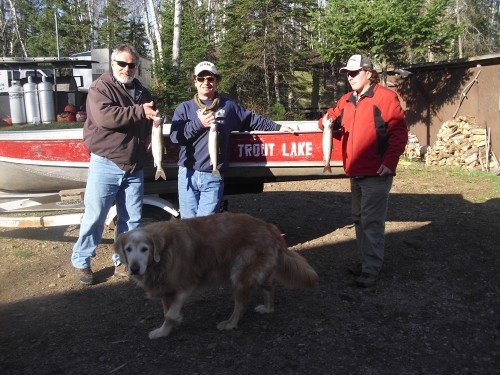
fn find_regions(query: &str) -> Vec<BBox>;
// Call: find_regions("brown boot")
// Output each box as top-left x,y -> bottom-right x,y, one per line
78,268 -> 94,285
356,272 -> 379,288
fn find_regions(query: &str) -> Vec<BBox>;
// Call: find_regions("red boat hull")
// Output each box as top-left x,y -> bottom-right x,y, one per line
0,122 -> 343,193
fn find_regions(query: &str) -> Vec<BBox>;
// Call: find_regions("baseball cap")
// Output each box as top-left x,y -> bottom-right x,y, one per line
194,61 -> 220,77
339,55 -> 373,74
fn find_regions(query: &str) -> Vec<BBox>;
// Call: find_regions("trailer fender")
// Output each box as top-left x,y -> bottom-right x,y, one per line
143,196 -> 180,219
105,196 -> 179,227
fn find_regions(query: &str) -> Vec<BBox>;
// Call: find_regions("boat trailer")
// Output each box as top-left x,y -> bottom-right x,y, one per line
0,188 -> 179,228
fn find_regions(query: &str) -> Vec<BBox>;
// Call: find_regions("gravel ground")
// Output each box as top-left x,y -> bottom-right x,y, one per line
0,162 -> 499,375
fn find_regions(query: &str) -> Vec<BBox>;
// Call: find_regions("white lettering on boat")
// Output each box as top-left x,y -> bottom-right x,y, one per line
282,142 -> 313,157
236,141 -> 313,158
237,143 -> 276,157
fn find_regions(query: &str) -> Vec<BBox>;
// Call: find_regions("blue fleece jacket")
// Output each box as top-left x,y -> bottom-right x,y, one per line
170,96 -> 281,172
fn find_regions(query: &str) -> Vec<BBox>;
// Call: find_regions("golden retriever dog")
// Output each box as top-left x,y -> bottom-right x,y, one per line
114,212 -> 319,339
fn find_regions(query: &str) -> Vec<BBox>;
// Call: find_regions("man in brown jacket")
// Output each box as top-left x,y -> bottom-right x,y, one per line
71,44 -> 159,285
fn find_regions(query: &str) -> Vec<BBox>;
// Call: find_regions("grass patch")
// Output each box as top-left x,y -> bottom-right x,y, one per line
12,248 -> 33,259
398,161 -> 500,203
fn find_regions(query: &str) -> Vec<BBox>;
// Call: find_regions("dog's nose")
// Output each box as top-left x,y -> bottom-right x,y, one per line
130,263 -> 140,275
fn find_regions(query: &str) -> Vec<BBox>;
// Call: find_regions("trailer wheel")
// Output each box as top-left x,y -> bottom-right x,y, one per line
111,206 -> 176,242
141,205 -> 176,226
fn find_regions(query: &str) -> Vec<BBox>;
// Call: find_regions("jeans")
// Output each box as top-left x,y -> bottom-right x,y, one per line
177,166 -> 224,219
71,153 -> 144,269
350,175 -> 393,276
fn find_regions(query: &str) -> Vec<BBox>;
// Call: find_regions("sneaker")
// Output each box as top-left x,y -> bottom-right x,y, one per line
356,272 -> 379,288
113,263 -> 128,278
79,268 -> 94,285
348,263 -> 362,277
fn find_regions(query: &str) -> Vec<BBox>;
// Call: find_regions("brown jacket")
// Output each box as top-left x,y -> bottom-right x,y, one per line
83,72 -> 153,172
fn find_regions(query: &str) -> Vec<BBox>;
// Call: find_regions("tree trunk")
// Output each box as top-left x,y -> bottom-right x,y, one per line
263,22 -> 271,114
273,56 -> 280,104
7,0 -> 28,57
141,0 -> 156,65
456,0 -> 463,59
147,0 -> 163,62
311,68 -> 320,116
172,0 -> 182,67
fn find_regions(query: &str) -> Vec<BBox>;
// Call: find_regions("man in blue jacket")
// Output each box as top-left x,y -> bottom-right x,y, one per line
170,61 -> 293,219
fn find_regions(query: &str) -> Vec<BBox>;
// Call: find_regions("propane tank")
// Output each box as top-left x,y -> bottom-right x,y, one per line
38,76 -> 55,123
23,76 -> 41,124
8,81 -> 26,125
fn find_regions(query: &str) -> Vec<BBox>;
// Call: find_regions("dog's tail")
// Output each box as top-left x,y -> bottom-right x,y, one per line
274,244 -> 319,289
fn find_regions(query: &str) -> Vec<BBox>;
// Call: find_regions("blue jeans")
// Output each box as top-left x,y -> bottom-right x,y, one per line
177,166 -> 224,219
71,153 -> 144,269
350,175 -> 393,276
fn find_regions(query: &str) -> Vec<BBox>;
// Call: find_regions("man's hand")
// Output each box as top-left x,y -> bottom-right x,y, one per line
197,110 -> 216,128
318,113 -> 331,130
143,101 -> 159,120
377,164 -> 393,176
279,125 -> 295,133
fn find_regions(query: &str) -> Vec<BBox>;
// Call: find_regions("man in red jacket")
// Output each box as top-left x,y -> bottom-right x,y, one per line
319,54 -> 408,287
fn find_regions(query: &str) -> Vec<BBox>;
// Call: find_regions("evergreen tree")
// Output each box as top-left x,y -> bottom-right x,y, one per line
311,0 -> 459,67
218,0 -> 317,116
455,0 -> 499,57
1,0 -> 41,56
96,0 -> 130,49
150,0 -> 218,117
0,0 -> 497,116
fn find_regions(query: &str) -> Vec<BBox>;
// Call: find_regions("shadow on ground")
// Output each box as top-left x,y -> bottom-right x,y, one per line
0,190 -> 498,374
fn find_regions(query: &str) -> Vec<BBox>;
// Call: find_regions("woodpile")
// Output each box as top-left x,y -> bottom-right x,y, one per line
423,116 -> 499,174
404,132 -> 426,161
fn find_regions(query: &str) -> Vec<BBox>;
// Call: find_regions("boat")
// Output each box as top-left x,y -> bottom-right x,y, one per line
0,121 -> 344,194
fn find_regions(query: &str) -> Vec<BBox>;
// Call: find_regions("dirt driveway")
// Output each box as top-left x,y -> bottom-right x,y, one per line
0,162 -> 499,375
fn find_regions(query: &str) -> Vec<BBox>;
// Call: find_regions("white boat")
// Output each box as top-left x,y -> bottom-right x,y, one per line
0,121 -> 343,194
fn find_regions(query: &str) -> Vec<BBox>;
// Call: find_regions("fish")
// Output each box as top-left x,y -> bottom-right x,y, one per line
209,121 -> 220,176
152,116 -> 166,180
322,117 -> 333,174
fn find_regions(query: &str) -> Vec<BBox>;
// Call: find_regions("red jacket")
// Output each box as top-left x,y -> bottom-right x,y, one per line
319,83 -> 408,177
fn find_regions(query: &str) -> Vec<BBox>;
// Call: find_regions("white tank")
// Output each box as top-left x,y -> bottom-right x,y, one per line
8,81 -> 27,125
23,76 -> 41,124
38,76 -> 55,123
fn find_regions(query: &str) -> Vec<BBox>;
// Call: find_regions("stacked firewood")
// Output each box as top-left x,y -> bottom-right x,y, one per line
404,132 -> 425,161
424,116 -> 498,173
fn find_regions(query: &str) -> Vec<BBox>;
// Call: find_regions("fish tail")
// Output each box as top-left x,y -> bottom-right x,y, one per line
155,168 -> 167,180
323,165 -> 332,174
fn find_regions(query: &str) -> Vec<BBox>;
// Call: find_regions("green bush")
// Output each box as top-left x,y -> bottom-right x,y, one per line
271,102 -> 286,121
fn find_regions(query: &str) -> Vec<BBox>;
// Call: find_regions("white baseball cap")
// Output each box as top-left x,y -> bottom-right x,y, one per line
339,55 -> 373,74
194,61 -> 220,77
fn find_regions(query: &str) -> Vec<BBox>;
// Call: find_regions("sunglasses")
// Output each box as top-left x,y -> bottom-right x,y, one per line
196,76 -> 216,83
114,60 -> 137,69
347,70 -> 363,78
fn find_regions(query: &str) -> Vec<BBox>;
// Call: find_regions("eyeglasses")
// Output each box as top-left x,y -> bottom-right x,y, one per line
196,76 -> 216,83
347,70 -> 363,78
114,60 -> 137,69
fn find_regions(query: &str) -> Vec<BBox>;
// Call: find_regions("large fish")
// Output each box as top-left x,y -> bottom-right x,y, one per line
209,121 -> 220,176
152,116 -> 166,180
322,117 -> 333,174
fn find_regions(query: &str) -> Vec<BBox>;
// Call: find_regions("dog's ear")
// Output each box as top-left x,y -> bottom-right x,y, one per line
114,232 -> 127,264
151,231 -> 166,263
